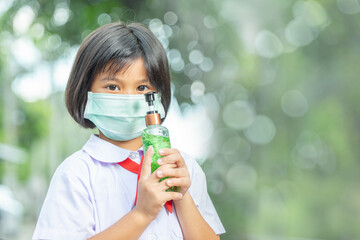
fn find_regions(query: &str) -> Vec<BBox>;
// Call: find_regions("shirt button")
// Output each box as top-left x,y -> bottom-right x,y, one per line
129,152 -> 138,160
149,233 -> 157,240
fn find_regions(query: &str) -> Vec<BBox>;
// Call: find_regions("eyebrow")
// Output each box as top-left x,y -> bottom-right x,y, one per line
100,77 -> 150,84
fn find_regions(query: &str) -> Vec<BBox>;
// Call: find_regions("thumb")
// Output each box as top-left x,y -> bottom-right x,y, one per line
140,146 -> 154,178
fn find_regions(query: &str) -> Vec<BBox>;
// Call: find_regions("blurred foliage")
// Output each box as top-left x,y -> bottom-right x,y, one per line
1,0 -> 360,239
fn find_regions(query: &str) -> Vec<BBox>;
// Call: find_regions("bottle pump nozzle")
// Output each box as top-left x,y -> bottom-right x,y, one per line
145,91 -> 157,114
144,91 -> 161,126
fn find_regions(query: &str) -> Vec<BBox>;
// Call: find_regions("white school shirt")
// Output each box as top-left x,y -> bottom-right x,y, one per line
33,134 -> 225,240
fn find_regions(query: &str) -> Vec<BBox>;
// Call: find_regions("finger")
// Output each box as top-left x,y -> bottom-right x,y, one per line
156,167 -> 184,179
157,152 -> 185,167
140,146 -> 154,178
161,191 -> 183,202
153,164 -> 177,179
147,164 -> 176,182
165,177 -> 191,188
156,178 -> 175,191
158,148 -> 180,156
157,154 -> 179,165
147,176 -> 179,194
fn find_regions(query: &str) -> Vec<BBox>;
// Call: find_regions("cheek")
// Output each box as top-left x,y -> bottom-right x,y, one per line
89,83 -> 95,92
89,80 -> 103,93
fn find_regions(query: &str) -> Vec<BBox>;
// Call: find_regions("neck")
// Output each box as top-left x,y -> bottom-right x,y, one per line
98,131 -> 143,151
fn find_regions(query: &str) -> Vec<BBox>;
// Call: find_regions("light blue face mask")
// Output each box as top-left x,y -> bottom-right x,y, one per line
84,92 -> 165,141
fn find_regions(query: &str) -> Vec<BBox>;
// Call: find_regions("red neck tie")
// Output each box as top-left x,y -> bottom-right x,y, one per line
117,153 -> 173,213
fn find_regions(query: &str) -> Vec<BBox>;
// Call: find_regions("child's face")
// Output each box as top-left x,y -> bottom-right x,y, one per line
90,57 -> 157,95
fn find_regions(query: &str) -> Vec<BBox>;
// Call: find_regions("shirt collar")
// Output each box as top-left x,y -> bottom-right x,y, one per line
82,134 -> 143,163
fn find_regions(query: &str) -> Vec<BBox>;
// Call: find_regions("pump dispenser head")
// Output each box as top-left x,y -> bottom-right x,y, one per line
144,91 -> 161,126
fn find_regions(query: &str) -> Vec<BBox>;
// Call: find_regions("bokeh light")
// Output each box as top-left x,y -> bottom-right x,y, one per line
244,115 -> 276,145
97,13 -> 111,26
199,57 -> 214,72
203,15 -> 217,29
52,3 -> 71,27
292,131 -> 336,171
164,11 -> 178,25
337,0 -> 360,15
281,90 -> 309,117
11,37 -> 40,69
226,163 -> 257,193
221,136 -> 252,163
222,100 -> 255,130
12,5 -> 35,35
189,49 -> 204,65
29,23 -> 45,40
45,34 -> 62,51
285,18 -> 317,47
293,0 -> 328,27
255,30 -> 284,59
11,64 -> 52,102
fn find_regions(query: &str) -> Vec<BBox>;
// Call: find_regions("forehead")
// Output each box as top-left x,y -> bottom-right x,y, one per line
96,57 -> 149,80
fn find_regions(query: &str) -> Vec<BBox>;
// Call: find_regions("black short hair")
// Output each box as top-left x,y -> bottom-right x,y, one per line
65,22 -> 171,128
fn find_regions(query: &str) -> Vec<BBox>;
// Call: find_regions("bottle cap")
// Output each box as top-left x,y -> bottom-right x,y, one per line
144,91 -> 161,126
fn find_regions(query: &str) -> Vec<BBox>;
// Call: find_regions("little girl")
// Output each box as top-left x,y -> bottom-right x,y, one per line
33,21 -> 225,239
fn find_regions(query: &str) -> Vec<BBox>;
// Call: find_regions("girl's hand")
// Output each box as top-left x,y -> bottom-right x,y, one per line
135,146 -> 183,220
157,148 -> 191,197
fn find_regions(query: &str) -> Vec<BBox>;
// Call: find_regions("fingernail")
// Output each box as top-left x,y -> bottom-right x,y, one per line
167,179 -> 172,186
158,149 -> 164,155
157,159 -> 163,165
157,170 -> 163,177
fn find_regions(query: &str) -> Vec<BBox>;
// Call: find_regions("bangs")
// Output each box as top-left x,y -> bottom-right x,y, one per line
97,56 -> 141,79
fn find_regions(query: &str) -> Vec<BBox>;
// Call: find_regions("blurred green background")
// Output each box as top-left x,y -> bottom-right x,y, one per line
1,0 -> 360,239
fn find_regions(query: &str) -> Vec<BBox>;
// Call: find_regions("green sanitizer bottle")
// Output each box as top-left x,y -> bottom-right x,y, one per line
142,91 -> 178,192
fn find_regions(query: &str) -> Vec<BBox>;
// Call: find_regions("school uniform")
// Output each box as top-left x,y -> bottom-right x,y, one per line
33,134 -> 225,239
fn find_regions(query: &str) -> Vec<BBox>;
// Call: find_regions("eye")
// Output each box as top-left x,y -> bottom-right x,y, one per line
137,85 -> 149,92
106,85 -> 119,91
